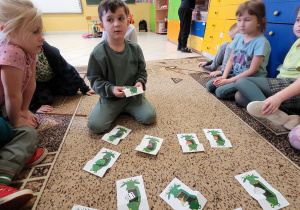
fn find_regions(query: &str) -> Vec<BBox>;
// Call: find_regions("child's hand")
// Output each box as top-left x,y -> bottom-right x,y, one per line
37,105 -> 54,114
85,89 -> 96,96
213,78 -> 232,87
113,86 -> 125,98
134,82 -> 143,88
210,71 -> 222,78
198,62 -> 207,68
262,96 -> 282,115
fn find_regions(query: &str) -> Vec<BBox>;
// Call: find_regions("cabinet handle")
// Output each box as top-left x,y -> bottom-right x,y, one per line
206,46 -> 210,49
214,11 -> 218,14
210,35 -> 213,38
212,24 -> 215,27
273,11 -> 279,16
269,31 -> 274,36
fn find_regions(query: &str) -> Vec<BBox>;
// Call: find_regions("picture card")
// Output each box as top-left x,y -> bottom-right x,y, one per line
160,177 -> 207,210
135,135 -> 164,155
177,133 -> 205,153
122,86 -> 144,97
203,129 -> 232,148
116,175 -> 149,210
102,125 -> 132,145
235,170 -> 290,210
71,204 -> 98,210
83,148 -> 120,178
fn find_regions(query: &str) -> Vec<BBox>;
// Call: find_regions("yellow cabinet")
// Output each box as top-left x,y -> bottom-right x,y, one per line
205,19 -> 226,32
202,0 -> 247,56
167,20 -> 180,43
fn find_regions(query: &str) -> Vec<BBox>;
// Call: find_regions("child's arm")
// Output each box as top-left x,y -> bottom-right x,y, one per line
227,55 -> 264,83
262,75 -> 300,114
213,52 -> 233,86
134,46 -> 147,90
20,62 -> 38,127
1,66 -> 26,128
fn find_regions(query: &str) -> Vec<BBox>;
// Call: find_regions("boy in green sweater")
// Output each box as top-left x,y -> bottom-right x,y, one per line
87,0 -> 156,134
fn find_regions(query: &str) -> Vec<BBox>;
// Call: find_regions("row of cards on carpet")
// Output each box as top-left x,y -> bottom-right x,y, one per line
101,125 -> 232,149
72,171 -> 289,210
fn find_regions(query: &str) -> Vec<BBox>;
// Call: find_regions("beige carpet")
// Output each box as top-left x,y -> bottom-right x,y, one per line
13,57 -> 300,209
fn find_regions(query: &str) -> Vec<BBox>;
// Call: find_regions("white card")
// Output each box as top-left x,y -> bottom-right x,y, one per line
135,135 -> 164,155
177,133 -> 205,153
160,178 -> 207,210
122,86 -> 144,97
71,204 -> 98,210
116,175 -> 149,210
83,148 -> 120,178
203,129 -> 232,148
102,125 -> 132,145
235,170 -> 290,210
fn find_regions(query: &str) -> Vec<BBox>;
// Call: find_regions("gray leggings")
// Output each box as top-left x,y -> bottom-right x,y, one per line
234,77 -> 272,108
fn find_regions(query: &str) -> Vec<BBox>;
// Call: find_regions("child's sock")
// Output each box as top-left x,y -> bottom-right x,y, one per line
0,172 -> 13,185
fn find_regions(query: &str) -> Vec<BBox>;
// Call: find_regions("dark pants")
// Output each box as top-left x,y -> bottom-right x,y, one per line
178,7 -> 193,49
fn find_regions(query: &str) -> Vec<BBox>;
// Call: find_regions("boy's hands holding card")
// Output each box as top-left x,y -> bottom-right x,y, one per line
113,86 -> 126,98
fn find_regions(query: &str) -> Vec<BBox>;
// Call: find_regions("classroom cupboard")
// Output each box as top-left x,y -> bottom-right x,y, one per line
262,0 -> 298,78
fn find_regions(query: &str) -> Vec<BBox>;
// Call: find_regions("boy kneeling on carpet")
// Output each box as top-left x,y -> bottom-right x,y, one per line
87,0 -> 156,134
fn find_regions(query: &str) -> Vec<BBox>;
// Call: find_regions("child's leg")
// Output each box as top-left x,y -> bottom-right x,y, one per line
205,41 -> 230,71
0,126 -> 37,174
221,43 -> 233,72
87,98 -> 125,134
0,117 -> 14,146
124,95 -> 156,125
206,78 -> 218,93
215,83 -> 237,99
234,77 -> 271,107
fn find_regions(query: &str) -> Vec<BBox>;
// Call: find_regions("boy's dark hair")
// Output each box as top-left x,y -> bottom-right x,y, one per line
297,6 -> 300,15
229,23 -> 237,32
236,0 -> 267,33
98,0 -> 129,22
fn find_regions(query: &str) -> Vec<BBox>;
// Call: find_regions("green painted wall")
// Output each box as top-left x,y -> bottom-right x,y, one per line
150,3 -> 156,32
168,0 -> 180,20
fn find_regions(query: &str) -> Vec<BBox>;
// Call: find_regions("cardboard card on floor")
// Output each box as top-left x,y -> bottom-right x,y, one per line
122,86 -> 144,97
71,204 -> 98,210
177,133 -> 205,153
102,125 -> 132,145
135,135 -> 164,155
203,129 -> 232,148
83,148 -> 120,178
235,170 -> 290,210
160,177 -> 207,210
116,175 -> 149,210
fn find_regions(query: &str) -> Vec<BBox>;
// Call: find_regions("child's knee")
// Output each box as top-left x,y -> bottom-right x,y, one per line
87,120 -> 110,134
140,110 -> 156,125
289,124 -> 300,150
206,80 -> 216,92
234,77 -> 247,89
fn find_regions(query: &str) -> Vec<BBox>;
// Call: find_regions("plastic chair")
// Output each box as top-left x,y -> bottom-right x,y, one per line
85,16 -> 93,33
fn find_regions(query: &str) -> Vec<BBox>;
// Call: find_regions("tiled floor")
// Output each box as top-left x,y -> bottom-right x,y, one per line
43,31 -> 201,66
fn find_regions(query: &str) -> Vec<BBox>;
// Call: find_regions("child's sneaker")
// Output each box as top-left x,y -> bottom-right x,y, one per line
247,101 -> 289,125
0,185 -> 33,209
26,148 -> 48,168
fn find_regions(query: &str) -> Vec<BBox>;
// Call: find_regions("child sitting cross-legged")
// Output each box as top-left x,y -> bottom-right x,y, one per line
198,23 -> 239,77
206,0 -> 271,99
235,6 -> 300,149
87,0 -> 156,134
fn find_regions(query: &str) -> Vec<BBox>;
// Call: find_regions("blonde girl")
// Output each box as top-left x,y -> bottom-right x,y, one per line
0,0 -> 47,208
206,0 -> 271,99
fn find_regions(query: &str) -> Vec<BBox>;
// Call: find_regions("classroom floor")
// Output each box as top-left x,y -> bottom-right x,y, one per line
43,31 -> 201,67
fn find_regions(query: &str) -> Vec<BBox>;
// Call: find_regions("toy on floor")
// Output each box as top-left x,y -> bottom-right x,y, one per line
82,33 -> 93,38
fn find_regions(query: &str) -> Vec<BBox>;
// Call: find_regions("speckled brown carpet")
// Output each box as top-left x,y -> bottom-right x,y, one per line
13,57 -> 300,210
